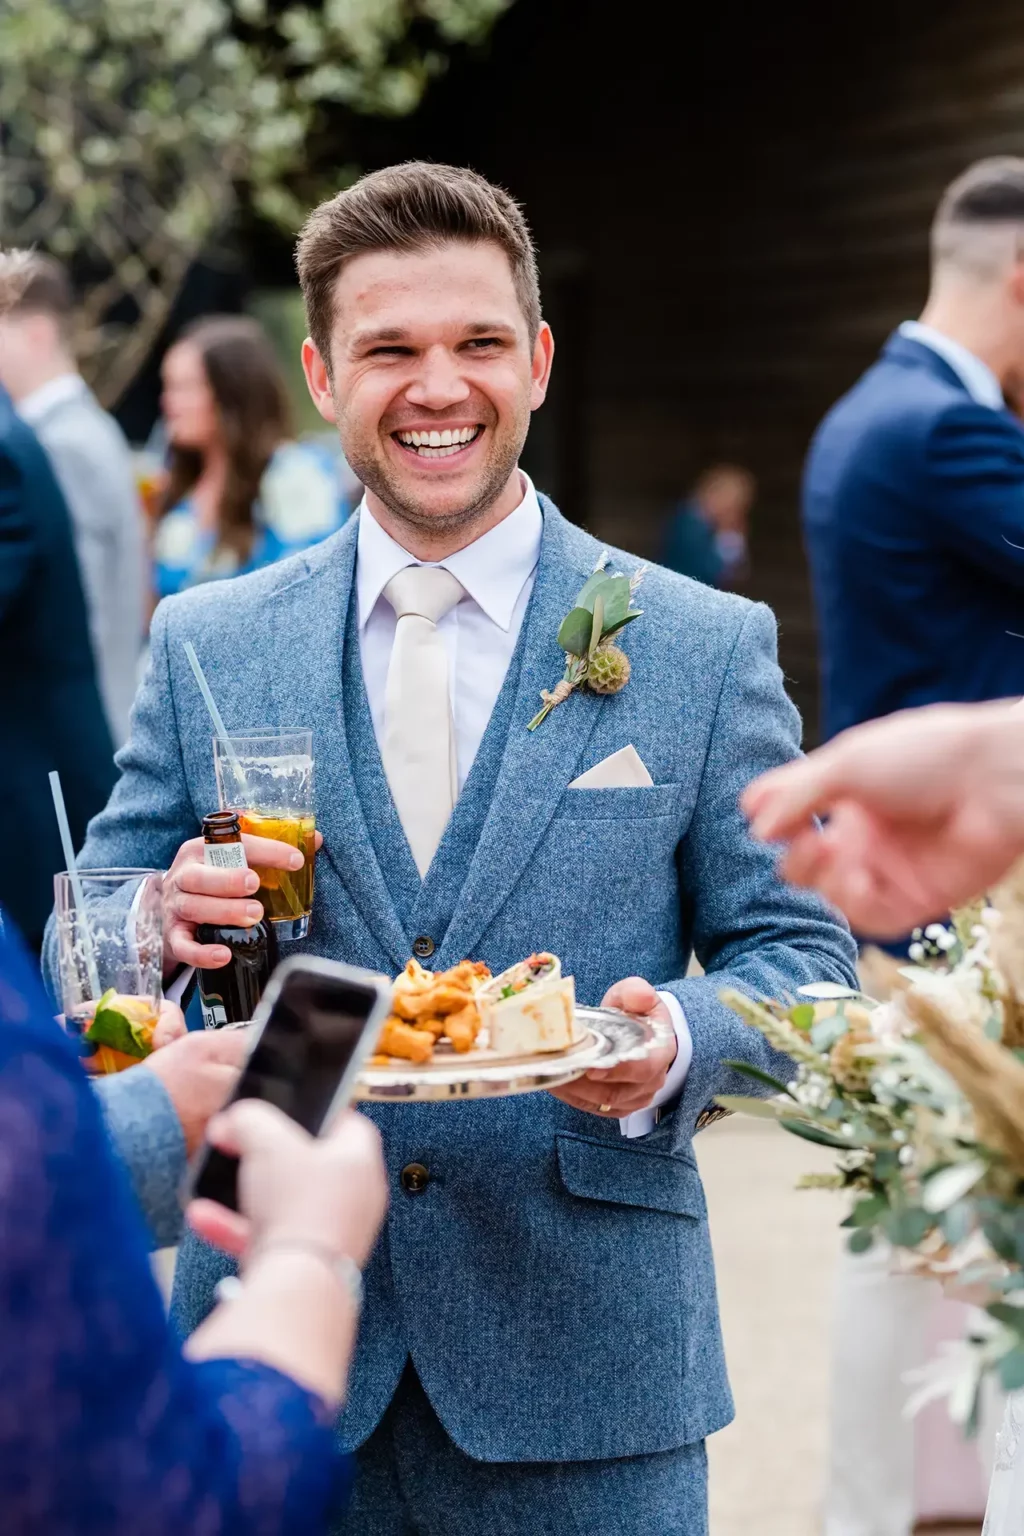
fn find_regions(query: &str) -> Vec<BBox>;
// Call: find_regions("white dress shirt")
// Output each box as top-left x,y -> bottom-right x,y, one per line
356,473 -> 692,1136
897,320 -> 1004,410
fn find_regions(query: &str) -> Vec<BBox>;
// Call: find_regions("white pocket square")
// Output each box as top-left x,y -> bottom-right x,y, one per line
568,745 -> 654,790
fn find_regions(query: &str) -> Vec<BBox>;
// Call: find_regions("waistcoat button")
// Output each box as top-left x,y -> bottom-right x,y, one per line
412,935 -> 435,959
400,1163 -> 430,1194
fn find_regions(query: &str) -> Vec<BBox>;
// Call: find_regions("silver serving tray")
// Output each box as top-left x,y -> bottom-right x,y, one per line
355,1005 -> 674,1103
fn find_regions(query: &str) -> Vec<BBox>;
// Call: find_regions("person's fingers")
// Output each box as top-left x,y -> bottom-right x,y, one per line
187,1198 -> 251,1257
169,886 -> 265,931
601,976 -> 660,1015
583,1052 -> 670,1086
208,1097 -> 310,1159
173,861 -> 262,899
239,834 -> 306,871
314,830 -> 324,851
321,1108 -> 382,1159
152,1001 -> 188,1049
190,1028 -> 251,1067
168,923 -> 232,970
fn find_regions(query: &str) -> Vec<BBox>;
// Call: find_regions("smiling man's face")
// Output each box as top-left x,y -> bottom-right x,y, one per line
302,239 -> 553,550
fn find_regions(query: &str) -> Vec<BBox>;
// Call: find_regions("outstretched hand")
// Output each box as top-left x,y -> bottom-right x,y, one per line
742,701 -> 1024,937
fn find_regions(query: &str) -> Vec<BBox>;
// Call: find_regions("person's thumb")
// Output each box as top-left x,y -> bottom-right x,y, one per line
207,1098 -> 306,1159
602,976 -> 659,1015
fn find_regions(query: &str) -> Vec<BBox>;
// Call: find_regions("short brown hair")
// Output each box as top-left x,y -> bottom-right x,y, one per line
296,161 -> 541,368
7,252 -> 74,327
932,158 -> 1024,278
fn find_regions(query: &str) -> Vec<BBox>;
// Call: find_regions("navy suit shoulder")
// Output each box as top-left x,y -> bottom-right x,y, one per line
0,390 -> 114,947
803,332 -> 1024,739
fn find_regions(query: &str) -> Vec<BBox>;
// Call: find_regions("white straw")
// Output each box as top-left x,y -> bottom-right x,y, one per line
182,640 -> 249,798
49,771 -> 100,1001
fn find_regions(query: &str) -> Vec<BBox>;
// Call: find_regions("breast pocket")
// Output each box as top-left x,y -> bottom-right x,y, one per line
554,782 -> 688,821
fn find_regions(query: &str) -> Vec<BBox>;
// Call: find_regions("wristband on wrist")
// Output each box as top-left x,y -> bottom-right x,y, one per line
214,1240 -> 364,1310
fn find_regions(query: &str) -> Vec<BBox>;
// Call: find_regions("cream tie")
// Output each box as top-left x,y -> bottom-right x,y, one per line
381,565 -> 465,876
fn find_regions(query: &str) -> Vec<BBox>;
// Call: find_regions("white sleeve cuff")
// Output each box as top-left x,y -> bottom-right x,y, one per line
165,967 -> 194,1008
619,991 -> 692,1140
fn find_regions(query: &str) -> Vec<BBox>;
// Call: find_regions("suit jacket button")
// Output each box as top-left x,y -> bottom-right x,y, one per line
400,1163 -> 430,1194
412,935 -> 435,959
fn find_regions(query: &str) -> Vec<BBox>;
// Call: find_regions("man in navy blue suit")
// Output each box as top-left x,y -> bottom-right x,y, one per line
0,283 -> 115,949
804,156 -> 1024,747
803,158 -> 1024,1536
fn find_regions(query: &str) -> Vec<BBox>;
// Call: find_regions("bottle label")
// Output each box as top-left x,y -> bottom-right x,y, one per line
203,842 -> 248,870
201,994 -> 229,1030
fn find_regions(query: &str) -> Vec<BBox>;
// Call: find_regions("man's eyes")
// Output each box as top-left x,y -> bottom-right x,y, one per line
365,338 -> 504,358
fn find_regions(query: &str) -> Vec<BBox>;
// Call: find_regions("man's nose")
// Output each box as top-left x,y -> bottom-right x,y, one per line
404,345 -> 471,410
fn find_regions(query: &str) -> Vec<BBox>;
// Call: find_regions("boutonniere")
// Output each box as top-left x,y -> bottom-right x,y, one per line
527,552 -> 646,731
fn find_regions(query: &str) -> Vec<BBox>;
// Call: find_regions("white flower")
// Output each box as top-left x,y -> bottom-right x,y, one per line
925,923 -> 946,940
909,942 -> 925,962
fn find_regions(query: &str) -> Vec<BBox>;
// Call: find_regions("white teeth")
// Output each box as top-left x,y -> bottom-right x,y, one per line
395,425 -> 482,457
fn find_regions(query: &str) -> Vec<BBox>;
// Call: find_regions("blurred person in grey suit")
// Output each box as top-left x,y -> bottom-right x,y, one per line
0,255 -> 145,746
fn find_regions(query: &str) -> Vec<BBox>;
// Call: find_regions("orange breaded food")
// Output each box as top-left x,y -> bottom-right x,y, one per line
443,1001 -> 480,1054
377,957 -> 492,1062
378,1017 -> 435,1065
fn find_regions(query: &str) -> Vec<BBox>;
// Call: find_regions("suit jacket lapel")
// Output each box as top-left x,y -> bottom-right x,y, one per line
438,505 -> 605,969
268,517 -> 409,971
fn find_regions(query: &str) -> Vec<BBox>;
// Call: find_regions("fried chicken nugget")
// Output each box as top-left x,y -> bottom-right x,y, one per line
378,1017 -> 435,1065
443,1001 -> 481,1054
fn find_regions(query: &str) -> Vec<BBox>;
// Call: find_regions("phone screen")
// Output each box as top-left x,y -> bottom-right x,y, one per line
192,967 -> 381,1212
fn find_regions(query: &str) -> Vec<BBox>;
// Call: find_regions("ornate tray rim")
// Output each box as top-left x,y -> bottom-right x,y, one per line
354,1005 -> 674,1103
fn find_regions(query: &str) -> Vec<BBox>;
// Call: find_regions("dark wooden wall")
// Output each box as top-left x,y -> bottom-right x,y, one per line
312,0 -> 1024,738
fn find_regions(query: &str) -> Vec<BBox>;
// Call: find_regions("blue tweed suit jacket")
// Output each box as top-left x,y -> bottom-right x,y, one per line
52,499 -> 856,1463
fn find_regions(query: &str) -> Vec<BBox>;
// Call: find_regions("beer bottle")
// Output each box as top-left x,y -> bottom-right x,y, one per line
196,810 -> 278,1028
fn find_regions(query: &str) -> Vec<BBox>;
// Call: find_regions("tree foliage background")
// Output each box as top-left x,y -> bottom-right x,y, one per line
0,0 -> 511,404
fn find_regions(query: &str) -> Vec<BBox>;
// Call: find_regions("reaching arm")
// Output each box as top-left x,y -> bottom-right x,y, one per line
925,402 -> 1024,584
0,926 -> 349,1536
660,604 -> 859,1139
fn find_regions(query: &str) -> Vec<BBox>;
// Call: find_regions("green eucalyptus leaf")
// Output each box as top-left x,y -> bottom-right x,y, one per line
986,1303 -> 1024,1334
847,1228 -> 874,1255
715,1094 -> 803,1121
883,1207 -> 933,1248
602,609 -> 644,639
842,1193 -> 888,1228
574,571 -> 616,613
599,575 -> 632,632
779,1118 -> 853,1149
1000,1347 -> 1024,1392
721,1059 -> 797,1097
810,1016 -> 848,1053
556,607 -> 593,657
588,594 -> 604,658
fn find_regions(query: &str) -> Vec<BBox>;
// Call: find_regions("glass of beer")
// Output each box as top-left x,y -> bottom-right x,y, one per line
54,869 -> 164,1075
213,728 -> 316,941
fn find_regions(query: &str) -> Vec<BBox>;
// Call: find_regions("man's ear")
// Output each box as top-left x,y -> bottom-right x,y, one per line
301,338 -> 337,423
529,320 -> 555,412
1009,258 -> 1024,310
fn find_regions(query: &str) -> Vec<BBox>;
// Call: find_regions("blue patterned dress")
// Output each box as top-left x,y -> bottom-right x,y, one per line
0,915 -> 351,1534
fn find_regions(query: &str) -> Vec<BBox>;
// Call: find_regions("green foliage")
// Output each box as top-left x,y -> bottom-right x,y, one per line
0,0 -> 512,403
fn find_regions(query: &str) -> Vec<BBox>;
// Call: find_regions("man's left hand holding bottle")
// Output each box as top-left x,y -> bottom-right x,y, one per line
162,829 -> 324,975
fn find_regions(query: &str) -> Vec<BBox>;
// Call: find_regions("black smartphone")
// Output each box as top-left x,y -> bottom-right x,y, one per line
188,955 -> 391,1212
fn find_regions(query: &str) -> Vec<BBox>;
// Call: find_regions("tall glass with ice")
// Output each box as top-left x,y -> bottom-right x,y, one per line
213,729 -> 316,941
54,869 -> 164,1074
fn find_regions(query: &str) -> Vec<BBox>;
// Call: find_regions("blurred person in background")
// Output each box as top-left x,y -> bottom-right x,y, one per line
0,258 -> 116,954
0,909 -> 386,1534
0,254 -> 145,749
802,156 -> 1024,1536
153,315 -> 353,599
662,463 -> 755,588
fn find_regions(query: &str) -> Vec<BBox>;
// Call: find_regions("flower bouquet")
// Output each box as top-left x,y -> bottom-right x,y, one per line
718,861 -> 1024,1427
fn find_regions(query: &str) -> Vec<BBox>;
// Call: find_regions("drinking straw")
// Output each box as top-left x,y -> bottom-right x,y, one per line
48,770 -> 100,1001
182,640 -> 249,798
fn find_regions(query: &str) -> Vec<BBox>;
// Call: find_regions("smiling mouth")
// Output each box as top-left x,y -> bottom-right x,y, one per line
392,425 -> 483,460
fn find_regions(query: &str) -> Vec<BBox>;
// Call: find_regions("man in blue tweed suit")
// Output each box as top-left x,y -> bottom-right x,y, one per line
59,164 -> 856,1533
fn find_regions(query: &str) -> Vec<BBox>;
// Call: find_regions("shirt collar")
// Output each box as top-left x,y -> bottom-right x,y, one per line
356,471 -> 543,632
17,372 -> 88,427
897,321 -> 1004,410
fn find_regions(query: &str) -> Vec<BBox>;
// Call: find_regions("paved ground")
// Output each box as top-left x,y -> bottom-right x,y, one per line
696,1115 -> 982,1536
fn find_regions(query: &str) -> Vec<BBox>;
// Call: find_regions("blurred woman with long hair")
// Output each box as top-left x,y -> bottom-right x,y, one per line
152,315 -> 351,597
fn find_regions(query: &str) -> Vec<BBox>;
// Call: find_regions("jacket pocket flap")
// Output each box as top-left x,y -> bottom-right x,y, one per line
555,1132 -> 705,1219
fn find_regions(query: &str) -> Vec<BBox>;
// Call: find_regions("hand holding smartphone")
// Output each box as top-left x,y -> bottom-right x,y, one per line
188,956 -> 392,1213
